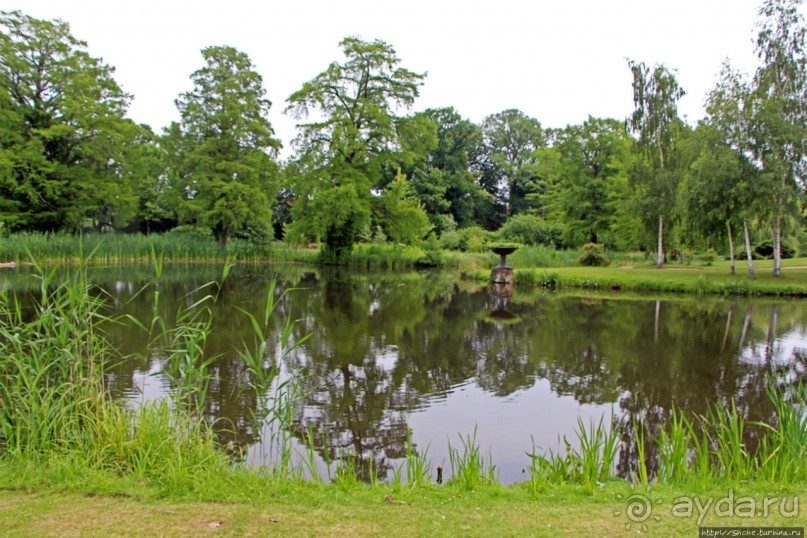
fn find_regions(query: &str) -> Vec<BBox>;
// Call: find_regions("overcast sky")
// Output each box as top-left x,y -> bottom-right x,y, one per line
4,0 -> 786,156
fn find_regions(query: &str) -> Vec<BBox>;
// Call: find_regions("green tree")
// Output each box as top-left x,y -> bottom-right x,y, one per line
173,45 -> 280,247
473,109 -> 546,226
393,107 -> 487,232
285,37 -> 425,263
126,124 -> 177,234
679,124 -> 757,273
0,10 -> 134,232
373,169 -> 432,244
703,61 -> 770,277
552,117 -> 633,246
627,60 -> 686,268
750,0 -> 806,276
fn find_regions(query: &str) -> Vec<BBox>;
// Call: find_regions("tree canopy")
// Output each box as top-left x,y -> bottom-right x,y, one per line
0,10 -> 135,232
285,36 -> 426,263
171,45 -> 280,246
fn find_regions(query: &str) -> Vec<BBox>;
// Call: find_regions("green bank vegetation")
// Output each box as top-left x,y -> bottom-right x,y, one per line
4,232 -> 807,297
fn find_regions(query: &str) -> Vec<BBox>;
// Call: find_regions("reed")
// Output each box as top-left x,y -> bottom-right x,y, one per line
655,408 -> 693,483
632,418 -> 650,486
526,416 -> 620,494
709,400 -> 755,481
754,381 -> 806,483
447,426 -> 498,490
404,426 -> 431,487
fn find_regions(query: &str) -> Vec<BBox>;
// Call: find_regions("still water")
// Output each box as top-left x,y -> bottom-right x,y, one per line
5,263 -> 806,483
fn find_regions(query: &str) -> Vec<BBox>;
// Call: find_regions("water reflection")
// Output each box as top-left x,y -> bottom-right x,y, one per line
6,263 -> 806,483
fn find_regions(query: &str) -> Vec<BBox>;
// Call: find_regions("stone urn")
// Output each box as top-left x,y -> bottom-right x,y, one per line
490,246 -> 518,285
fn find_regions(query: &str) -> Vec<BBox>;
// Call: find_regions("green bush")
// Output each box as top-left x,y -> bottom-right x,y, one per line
754,240 -> 795,259
576,243 -> 610,267
497,214 -> 565,248
440,226 -> 494,252
416,233 -> 444,267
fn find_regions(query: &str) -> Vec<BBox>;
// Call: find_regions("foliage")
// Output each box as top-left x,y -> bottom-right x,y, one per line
440,226 -> 495,252
171,46 -> 280,247
0,10 -> 137,232
497,213 -> 565,248
373,170 -> 432,244
473,109 -> 546,225
549,118 -> 635,247
286,36 -> 425,264
394,107 -> 489,232
576,243 -> 610,266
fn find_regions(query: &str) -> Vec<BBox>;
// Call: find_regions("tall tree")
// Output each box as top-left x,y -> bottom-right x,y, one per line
473,109 -> 545,226
552,117 -> 633,245
704,61 -> 768,278
394,107 -> 487,232
0,10 -> 133,232
751,0 -> 806,276
285,37 -> 425,263
173,45 -> 280,247
627,60 -> 686,268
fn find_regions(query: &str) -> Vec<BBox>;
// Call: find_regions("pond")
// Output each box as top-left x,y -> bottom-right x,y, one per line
4,263 -> 806,484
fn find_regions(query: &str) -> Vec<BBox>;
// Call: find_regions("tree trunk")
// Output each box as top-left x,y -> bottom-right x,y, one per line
772,210 -> 782,276
727,222 -> 735,275
743,218 -> 755,279
656,214 -> 664,269
743,219 -> 757,278
219,225 -> 232,248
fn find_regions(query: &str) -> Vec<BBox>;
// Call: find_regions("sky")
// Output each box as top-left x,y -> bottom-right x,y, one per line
3,0 -> 784,157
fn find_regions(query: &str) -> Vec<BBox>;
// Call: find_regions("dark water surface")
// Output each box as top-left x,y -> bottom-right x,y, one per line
5,263 -> 806,483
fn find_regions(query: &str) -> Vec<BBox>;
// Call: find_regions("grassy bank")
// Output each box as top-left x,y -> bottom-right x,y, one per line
482,259 -> 807,296
3,232 -> 806,296
0,479 -> 803,537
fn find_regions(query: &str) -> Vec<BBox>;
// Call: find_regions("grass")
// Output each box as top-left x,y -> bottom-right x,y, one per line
0,231 -> 319,264
0,480 -> 803,537
501,258 -> 807,296
4,232 -> 806,297
447,426 -> 499,490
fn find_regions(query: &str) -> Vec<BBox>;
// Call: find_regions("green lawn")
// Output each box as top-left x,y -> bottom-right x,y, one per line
503,258 -> 807,296
0,481 -> 804,537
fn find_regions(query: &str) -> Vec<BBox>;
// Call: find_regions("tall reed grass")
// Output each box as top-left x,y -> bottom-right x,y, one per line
447,426 -> 498,490
527,415 -> 620,494
0,231 -> 319,263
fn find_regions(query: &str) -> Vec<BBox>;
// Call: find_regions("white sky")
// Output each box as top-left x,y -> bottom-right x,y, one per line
3,0 -> 785,157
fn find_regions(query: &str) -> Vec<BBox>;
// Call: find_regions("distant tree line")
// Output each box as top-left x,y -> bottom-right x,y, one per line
0,0 -> 804,269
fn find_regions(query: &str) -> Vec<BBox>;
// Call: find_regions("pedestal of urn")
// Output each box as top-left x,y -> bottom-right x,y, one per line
490,246 -> 517,285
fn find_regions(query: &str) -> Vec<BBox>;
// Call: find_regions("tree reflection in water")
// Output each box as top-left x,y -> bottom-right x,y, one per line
9,263 -> 802,483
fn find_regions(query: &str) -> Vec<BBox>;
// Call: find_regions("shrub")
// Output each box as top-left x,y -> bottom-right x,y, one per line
576,243 -> 610,267
416,233 -> 444,267
754,240 -> 795,259
498,214 -> 565,248
440,226 -> 494,252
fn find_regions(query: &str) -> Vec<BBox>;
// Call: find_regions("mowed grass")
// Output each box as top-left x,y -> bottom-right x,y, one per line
0,481 -> 804,537
503,258 -> 807,296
